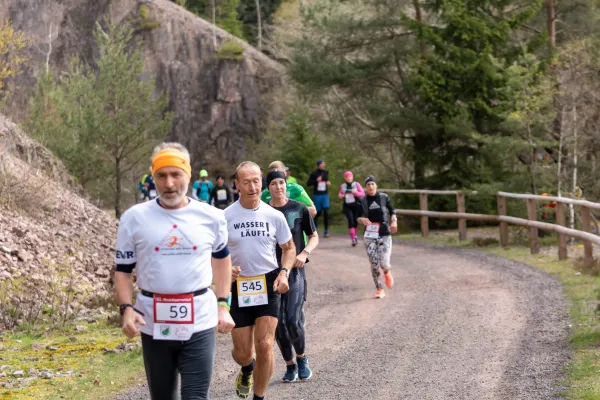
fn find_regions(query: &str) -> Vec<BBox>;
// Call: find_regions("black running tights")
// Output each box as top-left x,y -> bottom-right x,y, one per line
141,328 -> 216,400
275,268 -> 306,362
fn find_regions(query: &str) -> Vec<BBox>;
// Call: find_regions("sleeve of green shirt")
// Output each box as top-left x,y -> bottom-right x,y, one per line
290,183 -> 314,207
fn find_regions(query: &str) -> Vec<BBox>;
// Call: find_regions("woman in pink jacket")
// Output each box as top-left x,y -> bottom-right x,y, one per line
338,171 -> 365,246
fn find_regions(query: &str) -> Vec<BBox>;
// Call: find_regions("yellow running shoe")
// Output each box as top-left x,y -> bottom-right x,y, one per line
376,288 -> 385,299
384,271 -> 394,289
235,370 -> 253,399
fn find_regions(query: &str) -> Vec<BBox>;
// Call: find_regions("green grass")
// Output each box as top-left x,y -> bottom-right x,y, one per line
0,321 -> 144,400
394,229 -> 600,400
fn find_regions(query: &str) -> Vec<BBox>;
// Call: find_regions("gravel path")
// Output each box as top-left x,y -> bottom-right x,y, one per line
115,236 -> 570,400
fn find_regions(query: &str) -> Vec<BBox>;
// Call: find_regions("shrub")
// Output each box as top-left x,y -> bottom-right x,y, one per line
216,39 -> 245,61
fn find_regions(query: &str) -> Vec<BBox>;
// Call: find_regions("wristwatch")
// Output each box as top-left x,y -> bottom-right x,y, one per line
281,267 -> 290,277
119,304 -> 133,316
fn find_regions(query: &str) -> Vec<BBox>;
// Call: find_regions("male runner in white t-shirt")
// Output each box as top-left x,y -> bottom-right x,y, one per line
114,142 -> 235,400
225,161 -> 296,400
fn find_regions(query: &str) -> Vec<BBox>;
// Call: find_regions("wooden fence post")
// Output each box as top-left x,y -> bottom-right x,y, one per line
456,192 -> 467,241
526,199 -> 540,254
419,192 -> 429,237
497,194 -> 508,247
580,205 -> 594,267
555,202 -> 567,260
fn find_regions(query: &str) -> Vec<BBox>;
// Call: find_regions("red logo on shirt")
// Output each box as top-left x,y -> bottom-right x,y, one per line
155,225 -> 197,255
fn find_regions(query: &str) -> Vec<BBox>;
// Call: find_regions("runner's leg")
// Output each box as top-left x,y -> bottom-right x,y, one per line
232,326 -> 255,367
253,316 -> 279,397
380,235 -> 392,272
284,269 -> 306,356
141,333 -> 178,400
275,292 -> 294,363
364,238 -> 382,289
344,207 -> 355,240
178,328 -> 216,400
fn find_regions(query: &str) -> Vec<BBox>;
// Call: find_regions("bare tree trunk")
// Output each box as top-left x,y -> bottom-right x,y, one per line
255,0 -> 262,50
413,0 -> 422,22
212,0 -> 217,49
115,159 -> 122,219
569,105 -> 578,231
527,123 -> 537,194
547,0 -> 555,51
45,23 -> 53,74
557,106 -> 565,197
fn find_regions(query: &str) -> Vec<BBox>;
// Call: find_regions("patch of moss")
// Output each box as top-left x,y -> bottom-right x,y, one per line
131,4 -> 161,32
216,39 -> 245,61
0,322 -> 143,399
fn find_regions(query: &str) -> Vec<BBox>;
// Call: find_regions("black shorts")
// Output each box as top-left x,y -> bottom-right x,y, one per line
231,269 -> 281,328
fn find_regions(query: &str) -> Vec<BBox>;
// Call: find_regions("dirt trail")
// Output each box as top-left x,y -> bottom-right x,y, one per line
116,236 -> 569,400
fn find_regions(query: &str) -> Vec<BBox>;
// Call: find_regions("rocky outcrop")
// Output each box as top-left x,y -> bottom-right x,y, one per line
0,0 -> 285,173
0,113 -> 115,318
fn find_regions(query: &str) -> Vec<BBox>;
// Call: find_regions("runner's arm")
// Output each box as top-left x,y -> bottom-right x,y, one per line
338,184 -> 345,199
226,186 -> 233,203
302,205 -> 318,253
306,172 -> 317,188
280,238 -> 296,271
114,271 -> 134,306
354,182 -> 365,197
296,185 -> 315,207
211,255 -> 232,299
208,187 -> 216,205
385,194 -> 398,232
358,197 -> 371,225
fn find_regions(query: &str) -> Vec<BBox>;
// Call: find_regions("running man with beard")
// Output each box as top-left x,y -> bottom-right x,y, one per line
358,176 -> 397,299
267,169 -> 319,383
114,142 -> 235,400
225,161 -> 296,400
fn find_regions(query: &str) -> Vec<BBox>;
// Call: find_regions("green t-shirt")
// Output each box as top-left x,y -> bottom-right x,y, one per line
261,182 -> 314,206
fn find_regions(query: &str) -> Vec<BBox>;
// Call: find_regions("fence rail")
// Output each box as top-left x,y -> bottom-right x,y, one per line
381,188 -> 600,266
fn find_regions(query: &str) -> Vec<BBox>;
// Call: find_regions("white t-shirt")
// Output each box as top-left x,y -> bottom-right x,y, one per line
225,200 -> 292,277
115,198 -> 228,335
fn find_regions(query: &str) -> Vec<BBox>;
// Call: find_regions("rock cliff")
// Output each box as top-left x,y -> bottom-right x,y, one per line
0,0 -> 285,173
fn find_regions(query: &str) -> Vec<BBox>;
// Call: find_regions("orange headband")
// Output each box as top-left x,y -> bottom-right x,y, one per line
151,149 -> 192,177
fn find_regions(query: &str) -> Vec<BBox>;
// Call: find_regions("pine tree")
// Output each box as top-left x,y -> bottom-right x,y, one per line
26,20 -> 173,217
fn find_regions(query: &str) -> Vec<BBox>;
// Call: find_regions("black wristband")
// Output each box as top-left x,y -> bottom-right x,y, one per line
217,297 -> 229,303
119,303 -> 133,316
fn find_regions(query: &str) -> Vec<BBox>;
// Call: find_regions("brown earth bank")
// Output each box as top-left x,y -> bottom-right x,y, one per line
0,113 -> 116,325
116,235 -> 569,400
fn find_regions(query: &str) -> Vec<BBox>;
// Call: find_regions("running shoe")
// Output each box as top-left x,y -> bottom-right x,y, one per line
297,356 -> 313,381
282,364 -> 298,383
352,238 -> 357,247
324,231 -> 330,238
384,271 -> 394,289
235,370 -> 253,398
375,288 -> 385,299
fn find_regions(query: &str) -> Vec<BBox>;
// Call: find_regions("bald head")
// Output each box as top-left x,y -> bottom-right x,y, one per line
235,161 -> 262,204
235,161 -> 261,180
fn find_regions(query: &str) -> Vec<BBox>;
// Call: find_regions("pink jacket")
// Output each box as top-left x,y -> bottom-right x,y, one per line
338,182 -> 365,199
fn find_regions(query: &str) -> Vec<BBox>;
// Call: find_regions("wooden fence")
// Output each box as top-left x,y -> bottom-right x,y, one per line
381,189 -> 600,267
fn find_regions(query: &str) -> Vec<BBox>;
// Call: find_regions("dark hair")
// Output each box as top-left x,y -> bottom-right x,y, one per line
216,175 -> 225,180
